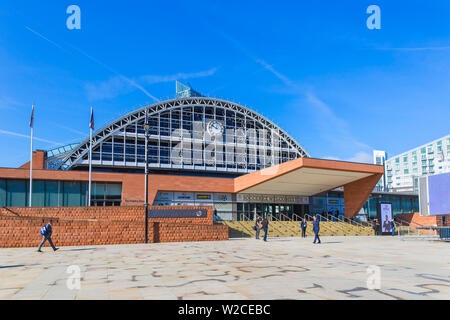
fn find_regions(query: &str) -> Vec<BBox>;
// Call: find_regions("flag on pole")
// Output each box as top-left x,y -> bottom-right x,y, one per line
29,104 -> 34,208
89,107 -> 95,131
29,104 -> 34,128
88,106 -> 94,207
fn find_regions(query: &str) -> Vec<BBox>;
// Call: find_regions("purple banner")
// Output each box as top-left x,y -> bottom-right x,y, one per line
428,172 -> 450,216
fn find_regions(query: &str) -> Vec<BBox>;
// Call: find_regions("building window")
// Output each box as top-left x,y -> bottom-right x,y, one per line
0,179 -> 122,207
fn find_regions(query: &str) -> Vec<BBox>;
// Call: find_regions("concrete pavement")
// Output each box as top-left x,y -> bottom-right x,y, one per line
0,236 -> 449,300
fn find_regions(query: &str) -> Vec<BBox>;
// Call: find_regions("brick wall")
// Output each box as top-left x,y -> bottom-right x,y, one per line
0,206 -> 144,222
154,222 -> 228,243
0,206 -> 227,248
0,206 -> 214,224
395,212 -> 450,236
19,150 -> 46,169
396,212 -> 440,227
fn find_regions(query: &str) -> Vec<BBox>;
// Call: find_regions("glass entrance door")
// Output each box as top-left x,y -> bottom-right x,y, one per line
262,204 -> 272,219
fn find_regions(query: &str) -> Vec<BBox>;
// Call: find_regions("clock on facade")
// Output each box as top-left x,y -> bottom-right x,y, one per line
207,120 -> 224,137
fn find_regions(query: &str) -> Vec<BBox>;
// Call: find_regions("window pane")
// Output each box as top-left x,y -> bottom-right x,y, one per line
93,182 -> 105,201
63,181 -> 81,207
7,179 -> 27,207
45,181 -> 61,207
32,180 -> 45,207
80,182 -> 88,207
105,183 -> 122,197
0,179 -> 6,207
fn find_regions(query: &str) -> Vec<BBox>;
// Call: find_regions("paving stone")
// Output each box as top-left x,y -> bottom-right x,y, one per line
0,236 -> 448,300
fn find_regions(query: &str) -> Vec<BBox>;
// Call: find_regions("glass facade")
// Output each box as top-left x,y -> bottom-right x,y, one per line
0,179 -> 122,207
311,191 -> 344,218
361,194 -> 419,218
56,97 -> 309,175
153,191 -> 233,220
152,190 -> 418,221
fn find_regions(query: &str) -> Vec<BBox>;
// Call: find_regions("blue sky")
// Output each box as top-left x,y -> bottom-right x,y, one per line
0,0 -> 449,168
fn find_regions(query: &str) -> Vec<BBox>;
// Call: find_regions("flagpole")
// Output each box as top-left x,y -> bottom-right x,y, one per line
88,127 -> 92,207
29,104 -> 34,208
88,106 -> 93,207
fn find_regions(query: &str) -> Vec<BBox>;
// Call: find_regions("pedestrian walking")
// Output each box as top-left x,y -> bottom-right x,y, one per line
313,216 -> 321,244
254,216 -> 262,239
373,219 -> 381,236
301,218 -> 307,238
391,220 -> 396,236
262,216 -> 269,242
37,222 -> 59,252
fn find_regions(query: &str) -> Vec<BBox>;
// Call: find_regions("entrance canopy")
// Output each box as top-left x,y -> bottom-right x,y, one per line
235,158 -> 384,197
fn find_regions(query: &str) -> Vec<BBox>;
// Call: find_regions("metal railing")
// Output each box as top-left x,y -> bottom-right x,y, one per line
319,214 -> 350,235
394,216 -> 437,237
304,214 -> 340,236
439,227 -> 450,241
228,212 -> 372,237
342,216 -> 370,228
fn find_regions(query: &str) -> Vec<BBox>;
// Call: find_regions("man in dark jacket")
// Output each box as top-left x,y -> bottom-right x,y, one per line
313,216 -> 321,244
37,222 -> 59,252
301,219 -> 307,238
372,219 -> 380,236
262,216 -> 269,242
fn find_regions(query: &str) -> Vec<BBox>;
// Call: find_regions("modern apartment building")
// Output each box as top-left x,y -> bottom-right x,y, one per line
373,150 -> 387,191
385,134 -> 450,192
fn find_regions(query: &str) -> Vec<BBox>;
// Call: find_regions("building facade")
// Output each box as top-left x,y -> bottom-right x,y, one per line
49,82 -> 308,175
1,83 -> 416,221
385,134 -> 450,192
372,150 -> 387,191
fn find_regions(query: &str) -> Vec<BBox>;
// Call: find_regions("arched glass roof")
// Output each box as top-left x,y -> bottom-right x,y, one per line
54,96 -> 309,174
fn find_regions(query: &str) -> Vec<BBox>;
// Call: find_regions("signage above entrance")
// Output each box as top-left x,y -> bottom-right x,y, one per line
237,193 -> 309,204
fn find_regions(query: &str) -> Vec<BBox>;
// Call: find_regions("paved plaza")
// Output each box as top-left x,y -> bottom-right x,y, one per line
0,236 -> 449,300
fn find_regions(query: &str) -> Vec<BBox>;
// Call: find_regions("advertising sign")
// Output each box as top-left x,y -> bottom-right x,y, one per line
196,193 -> 213,201
377,202 -> 393,235
148,209 -> 207,218
214,193 -> 232,202
155,192 -> 173,201
174,192 -> 194,201
428,172 -> 450,216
